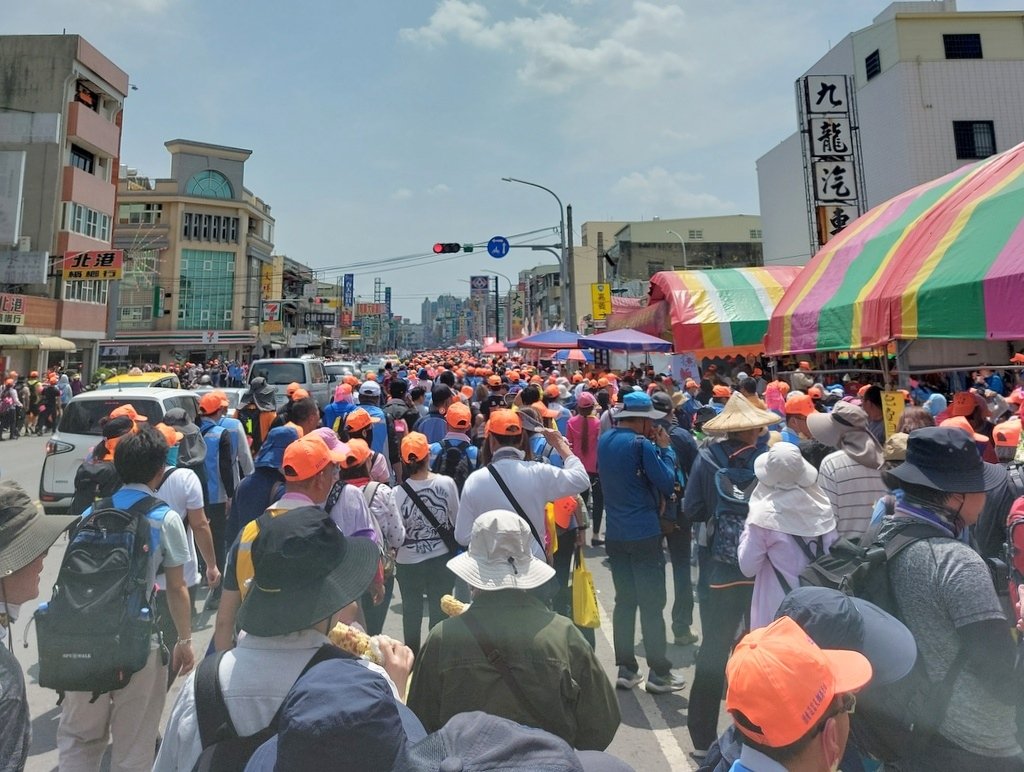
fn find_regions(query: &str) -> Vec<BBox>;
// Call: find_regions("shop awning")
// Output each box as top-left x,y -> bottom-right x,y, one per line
0,334 -> 41,350
608,267 -> 801,355
766,139 -> 1024,355
39,336 -> 77,351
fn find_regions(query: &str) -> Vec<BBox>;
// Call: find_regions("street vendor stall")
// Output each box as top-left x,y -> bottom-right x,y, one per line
766,139 -> 1024,367
607,267 -> 801,357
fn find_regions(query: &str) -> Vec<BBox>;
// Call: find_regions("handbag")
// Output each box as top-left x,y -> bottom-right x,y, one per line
571,547 -> 601,629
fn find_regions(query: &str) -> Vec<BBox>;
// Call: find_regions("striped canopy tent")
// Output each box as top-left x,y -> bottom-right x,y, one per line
767,140 -> 1024,354
608,267 -> 801,356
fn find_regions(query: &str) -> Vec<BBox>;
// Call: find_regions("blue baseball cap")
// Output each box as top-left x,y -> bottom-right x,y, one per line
246,658 -> 426,771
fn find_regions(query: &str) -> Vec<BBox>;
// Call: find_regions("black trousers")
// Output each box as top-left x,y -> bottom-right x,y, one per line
395,553 -> 453,656
581,472 -> 604,538
361,574 -> 395,637
687,574 -> 752,751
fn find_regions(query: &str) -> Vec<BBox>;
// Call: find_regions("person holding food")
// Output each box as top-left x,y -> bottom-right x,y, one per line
154,507 -> 414,772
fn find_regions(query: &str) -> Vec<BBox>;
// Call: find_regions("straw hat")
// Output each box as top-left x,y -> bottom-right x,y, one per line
702,392 -> 779,434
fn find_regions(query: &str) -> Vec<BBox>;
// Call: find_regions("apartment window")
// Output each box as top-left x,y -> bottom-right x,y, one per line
63,279 -> 109,304
70,145 -> 95,174
203,260 -> 213,272
119,203 -> 162,225
865,49 -> 881,80
646,261 -> 664,276
229,218 -> 239,243
178,249 -> 236,330
954,120 -> 996,159
749,229 -> 763,239
688,229 -> 703,240
75,81 -> 99,112
190,214 -> 200,240
944,33 -> 982,59
99,214 -> 110,241
223,310 -> 232,321
201,214 -> 210,241
182,213 -> 192,239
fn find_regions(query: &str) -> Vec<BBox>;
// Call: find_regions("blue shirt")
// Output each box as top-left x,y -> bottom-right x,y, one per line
361,404 -> 389,456
226,467 -> 283,548
597,427 -> 677,541
428,433 -> 479,470
323,401 -> 355,431
415,413 -> 449,445
530,434 -> 564,468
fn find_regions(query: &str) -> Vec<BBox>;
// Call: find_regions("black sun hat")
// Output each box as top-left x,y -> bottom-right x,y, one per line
0,481 -> 76,577
888,426 -> 1006,493
237,506 -> 380,637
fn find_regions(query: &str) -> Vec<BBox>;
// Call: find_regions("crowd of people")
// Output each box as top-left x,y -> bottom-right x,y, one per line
2,350 -> 1024,771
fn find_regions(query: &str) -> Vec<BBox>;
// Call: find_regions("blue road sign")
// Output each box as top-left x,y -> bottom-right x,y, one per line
487,236 -> 510,259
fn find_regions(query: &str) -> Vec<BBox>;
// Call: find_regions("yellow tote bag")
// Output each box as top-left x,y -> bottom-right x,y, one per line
572,548 -> 601,628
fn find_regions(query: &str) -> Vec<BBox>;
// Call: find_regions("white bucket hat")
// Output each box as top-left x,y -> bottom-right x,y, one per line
747,443 -> 836,537
447,510 -> 555,591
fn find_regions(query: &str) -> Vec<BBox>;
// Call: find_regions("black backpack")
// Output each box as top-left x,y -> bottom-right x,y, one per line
799,518 -> 970,762
192,644 -> 352,772
68,459 -> 122,519
699,443 -> 759,565
430,439 -> 475,493
36,494 -> 167,700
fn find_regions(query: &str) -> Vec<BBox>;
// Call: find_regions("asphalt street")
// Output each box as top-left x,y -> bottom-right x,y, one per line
5,434 -> 721,771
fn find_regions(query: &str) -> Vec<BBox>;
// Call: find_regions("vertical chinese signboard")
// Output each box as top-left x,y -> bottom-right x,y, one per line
798,75 -> 865,253
590,283 -> 612,320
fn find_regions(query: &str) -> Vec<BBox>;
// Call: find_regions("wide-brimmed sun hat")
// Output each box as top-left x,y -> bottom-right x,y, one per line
888,426 -> 1006,493
447,510 -> 555,591
806,401 -> 883,470
237,506 -> 379,637
0,481 -> 76,577
702,392 -> 779,434
747,443 -> 835,538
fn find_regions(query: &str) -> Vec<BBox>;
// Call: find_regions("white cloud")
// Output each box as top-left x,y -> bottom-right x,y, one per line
391,188 -> 414,201
613,167 -> 735,216
400,0 -> 688,93
426,183 -> 451,195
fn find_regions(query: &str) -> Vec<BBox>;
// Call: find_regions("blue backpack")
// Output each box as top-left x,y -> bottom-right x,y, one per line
704,442 -> 759,565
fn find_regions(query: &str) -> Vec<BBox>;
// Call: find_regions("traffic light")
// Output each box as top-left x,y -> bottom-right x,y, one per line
433,243 -> 475,254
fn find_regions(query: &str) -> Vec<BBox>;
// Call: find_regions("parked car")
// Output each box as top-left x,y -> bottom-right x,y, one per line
192,386 -> 248,419
39,387 -> 199,514
247,358 -> 330,409
97,372 -> 181,390
324,360 -> 362,384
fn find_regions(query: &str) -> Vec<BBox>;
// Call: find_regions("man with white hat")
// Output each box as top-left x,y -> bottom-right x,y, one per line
406,510 -> 620,751
683,392 -> 778,756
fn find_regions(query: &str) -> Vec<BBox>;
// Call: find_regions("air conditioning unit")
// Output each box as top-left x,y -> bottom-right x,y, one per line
17,236 -> 30,251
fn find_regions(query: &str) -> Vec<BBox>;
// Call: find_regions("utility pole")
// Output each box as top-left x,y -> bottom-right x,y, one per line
566,204 -> 576,331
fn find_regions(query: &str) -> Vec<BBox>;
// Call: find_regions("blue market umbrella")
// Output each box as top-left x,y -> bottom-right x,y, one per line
552,348 -> 594,362
578,328 -> 672,352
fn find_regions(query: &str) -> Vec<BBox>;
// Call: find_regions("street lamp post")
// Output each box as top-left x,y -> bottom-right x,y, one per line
501,177 -> 575,332
666,229 -> 689,270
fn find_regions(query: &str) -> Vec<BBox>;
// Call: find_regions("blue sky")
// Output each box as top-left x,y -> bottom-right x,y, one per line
8,0 -> 1013,318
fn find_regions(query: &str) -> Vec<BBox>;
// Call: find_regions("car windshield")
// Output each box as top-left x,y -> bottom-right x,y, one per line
249,362 -> 305,386
58,399 -> 164,435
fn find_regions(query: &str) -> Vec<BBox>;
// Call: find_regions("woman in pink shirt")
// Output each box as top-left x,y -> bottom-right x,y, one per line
737,442 -> 838,629
567,391 -> 604,546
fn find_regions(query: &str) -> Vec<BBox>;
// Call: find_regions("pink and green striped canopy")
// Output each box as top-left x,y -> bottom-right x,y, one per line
767,139 -> 1024,354
608,267 -> 801,354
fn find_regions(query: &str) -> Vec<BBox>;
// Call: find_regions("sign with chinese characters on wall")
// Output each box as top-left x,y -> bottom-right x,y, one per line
590,283 -> 612,320
260,263 -> 275,300
799,75 -> 863,250
0,293 -> 26,325
61,250 -> 124,280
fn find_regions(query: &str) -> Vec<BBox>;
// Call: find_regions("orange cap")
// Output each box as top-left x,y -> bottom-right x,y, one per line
785,394 -> 815,417
753,368 -> 763,377
282,434 -> 345,481
588,379 -> 599,389
509,371 -> 520,381
154,422 -> 183,447
199,392 -> 225,415
798,360 -> 812,372
401,432 -> 430,463
29,370 -> 38,378
941,416 -> 988,444
551,496 -> 578,530
685,378 -> 699,389
209,390 -> 230,408
994,419 -> 1021,448
340,438 -> 372,470
808,386 -> 823,400
460,385 -> 473,398
365,371 -> 377,381
597,377 -> 609,388
572,373 -> 583,383
1008,389 -> 1024,406
544,384 -> 560,399
776,380 -> 791,396
446,402 -> 472,430
712,385 -> 731,398
286,382 -> 302,396
488,375 -> 502,387
531,401 -> 559,420
345,408 -> 381,433
292,388 -> 310,401
726,616 -> 872,748
487,409 -> 522,437
950,391 -> 982,417
857,384 -> 871,398
344,375 -> 360,387
109,404 -> 148,422
3,379 -> 11,387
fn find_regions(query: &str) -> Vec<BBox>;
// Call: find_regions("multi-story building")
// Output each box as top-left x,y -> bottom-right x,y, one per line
109,139 -> 275,363
519,264 -> 563,333
757,0 -> 1024,266
604,216 -> 764,281
0,34 -> 128,375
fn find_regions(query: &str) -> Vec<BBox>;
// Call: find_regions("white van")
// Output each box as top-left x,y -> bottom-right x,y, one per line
247,358 -> 331,409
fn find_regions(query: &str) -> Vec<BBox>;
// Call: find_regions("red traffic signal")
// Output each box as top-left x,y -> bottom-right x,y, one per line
433,243 -> 462,254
